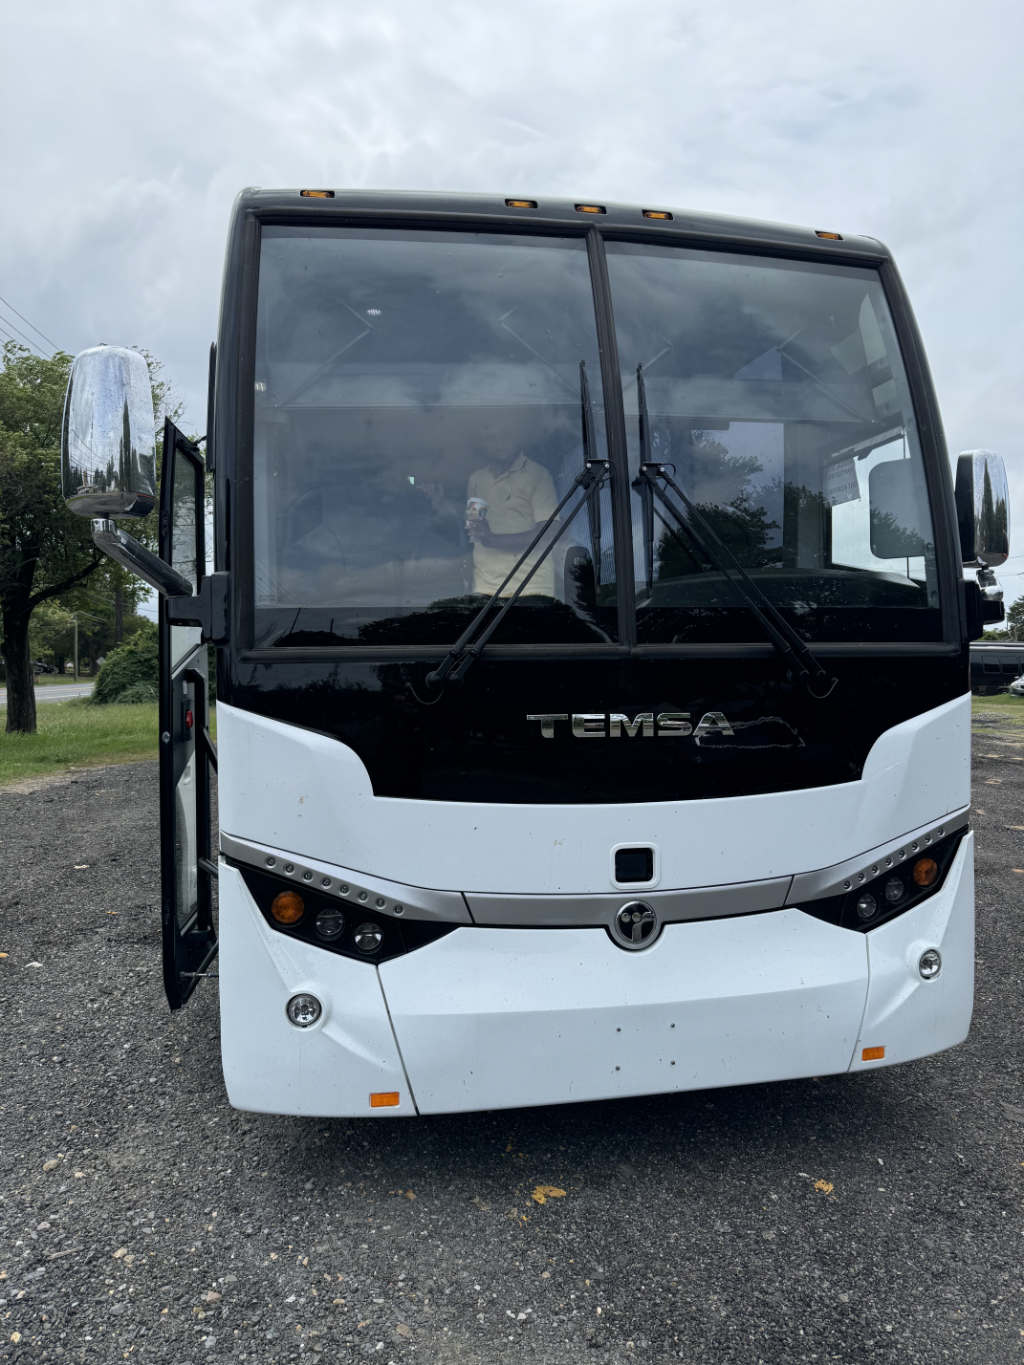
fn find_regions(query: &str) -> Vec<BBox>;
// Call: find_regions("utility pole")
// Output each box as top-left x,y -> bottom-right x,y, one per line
73,614 -> 79,683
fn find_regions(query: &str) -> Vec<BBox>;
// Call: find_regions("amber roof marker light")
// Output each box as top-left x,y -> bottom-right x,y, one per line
575,203 -> 606,214
505,198 -> 538,209
643,210 -> 674,220
300,189 -> 335,199
815,229 -> 843,240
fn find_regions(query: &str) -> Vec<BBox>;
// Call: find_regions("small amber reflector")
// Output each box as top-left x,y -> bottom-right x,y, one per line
270,890 -> 305,925
643,210 -> 673,220
575,203 -> 606,214
505,198 -> 537,209
862,1046 -> 886,1061
300,189 -> 335,199
370,1091 -> 400,1109
912,857 -> 939,888
815,229 -> 843,240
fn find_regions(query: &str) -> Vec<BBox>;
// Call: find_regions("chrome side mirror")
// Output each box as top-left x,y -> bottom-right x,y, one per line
61,346 -> 156,517
955,450 -> 1009,567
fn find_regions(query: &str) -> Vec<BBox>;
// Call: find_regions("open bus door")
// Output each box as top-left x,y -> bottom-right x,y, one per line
159,421 -> 217,1009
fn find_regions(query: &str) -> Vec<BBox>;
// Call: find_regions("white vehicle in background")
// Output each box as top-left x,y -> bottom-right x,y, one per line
62,190 -> 1009,1117
1008,676 -> 1024,697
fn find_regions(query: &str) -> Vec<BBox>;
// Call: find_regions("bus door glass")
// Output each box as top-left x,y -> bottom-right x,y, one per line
159,423 -> 217,1008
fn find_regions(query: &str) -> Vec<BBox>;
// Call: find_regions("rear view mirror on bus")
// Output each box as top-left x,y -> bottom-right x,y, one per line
61,345 -> 203,603
954,449 -> 1009,567
868,459 -> 931,559
61,345 -> 156,518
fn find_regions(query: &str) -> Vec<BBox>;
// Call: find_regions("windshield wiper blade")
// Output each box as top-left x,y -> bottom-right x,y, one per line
425,363 -> 608,691
634,365 -> 837,701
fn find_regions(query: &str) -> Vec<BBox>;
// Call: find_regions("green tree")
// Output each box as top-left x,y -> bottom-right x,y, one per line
29,592 -> 151,675
0,342 -> 173,733
1004,595 -> 1024,642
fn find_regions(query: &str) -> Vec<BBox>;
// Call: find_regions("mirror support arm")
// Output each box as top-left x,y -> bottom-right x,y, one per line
91,519 -> 230,643
976,565 -> 1005,624
92,518 -> 194,597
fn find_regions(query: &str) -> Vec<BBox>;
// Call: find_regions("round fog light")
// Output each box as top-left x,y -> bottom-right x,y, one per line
286,993 -> 322,1028
918,949 -> 942,980
883,877 -> 905,905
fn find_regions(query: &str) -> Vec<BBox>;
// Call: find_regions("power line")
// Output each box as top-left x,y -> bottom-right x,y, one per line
0,311 -> 50,358
0,318 -> 36,352
0,292 -> 61,353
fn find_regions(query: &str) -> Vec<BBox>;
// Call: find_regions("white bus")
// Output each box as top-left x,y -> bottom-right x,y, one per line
62,190 -> 1009,1116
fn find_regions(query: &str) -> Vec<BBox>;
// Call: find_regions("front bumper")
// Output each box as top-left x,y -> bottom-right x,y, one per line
218,837 -> 973,1116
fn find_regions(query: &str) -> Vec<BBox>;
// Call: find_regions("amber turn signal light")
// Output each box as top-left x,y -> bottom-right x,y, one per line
271,890 -> 305,924
862,1046 -> 885,1061
912,857 -> 939,888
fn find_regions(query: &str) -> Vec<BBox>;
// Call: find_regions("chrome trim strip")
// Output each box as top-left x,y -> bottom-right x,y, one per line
220,834 -> 472,925
787,810 -> 970,904
222,810 -> 970,932
465,878 -> 792,928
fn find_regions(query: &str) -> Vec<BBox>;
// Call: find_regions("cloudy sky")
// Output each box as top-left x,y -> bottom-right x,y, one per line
3,0 -> 1022,599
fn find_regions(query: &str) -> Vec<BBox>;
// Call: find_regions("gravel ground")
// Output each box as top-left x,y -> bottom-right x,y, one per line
0,732 -> 1021,1364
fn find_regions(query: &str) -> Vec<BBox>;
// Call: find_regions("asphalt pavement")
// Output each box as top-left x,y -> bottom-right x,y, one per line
0,724 -> 1021,1364
0,682 -> 94,707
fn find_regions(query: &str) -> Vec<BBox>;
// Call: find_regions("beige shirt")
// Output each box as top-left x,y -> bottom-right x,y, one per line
468,453 -> 558,597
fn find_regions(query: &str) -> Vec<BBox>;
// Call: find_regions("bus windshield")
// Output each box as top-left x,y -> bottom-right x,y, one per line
607,243 -> 941,644
250,227 -> 943,649
252,228 -> 616,648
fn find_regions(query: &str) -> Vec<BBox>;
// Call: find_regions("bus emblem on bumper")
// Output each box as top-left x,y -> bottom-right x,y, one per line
610,902 -> 661,951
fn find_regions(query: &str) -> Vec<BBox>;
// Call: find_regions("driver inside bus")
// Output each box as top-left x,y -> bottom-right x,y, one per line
466,443 -> 559,597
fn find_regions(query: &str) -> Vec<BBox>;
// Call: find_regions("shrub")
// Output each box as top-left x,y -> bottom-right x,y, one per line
115,680 -> 159,704
92,624 -> 158,705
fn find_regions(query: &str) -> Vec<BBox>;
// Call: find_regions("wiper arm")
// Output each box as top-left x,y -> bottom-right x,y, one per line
634,365 -> 837,701
580,359 -> 603,587
425,363 -> 609,690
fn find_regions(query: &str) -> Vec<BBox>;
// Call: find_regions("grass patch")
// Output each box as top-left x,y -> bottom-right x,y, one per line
0,673 -> 94,688
972,692 -> 1024,728
0,700 -> 158,786
34,673 -> 97,687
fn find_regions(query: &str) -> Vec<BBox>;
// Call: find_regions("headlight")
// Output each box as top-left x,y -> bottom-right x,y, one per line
798,829 -> 965,933
236,863 -> 456,964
